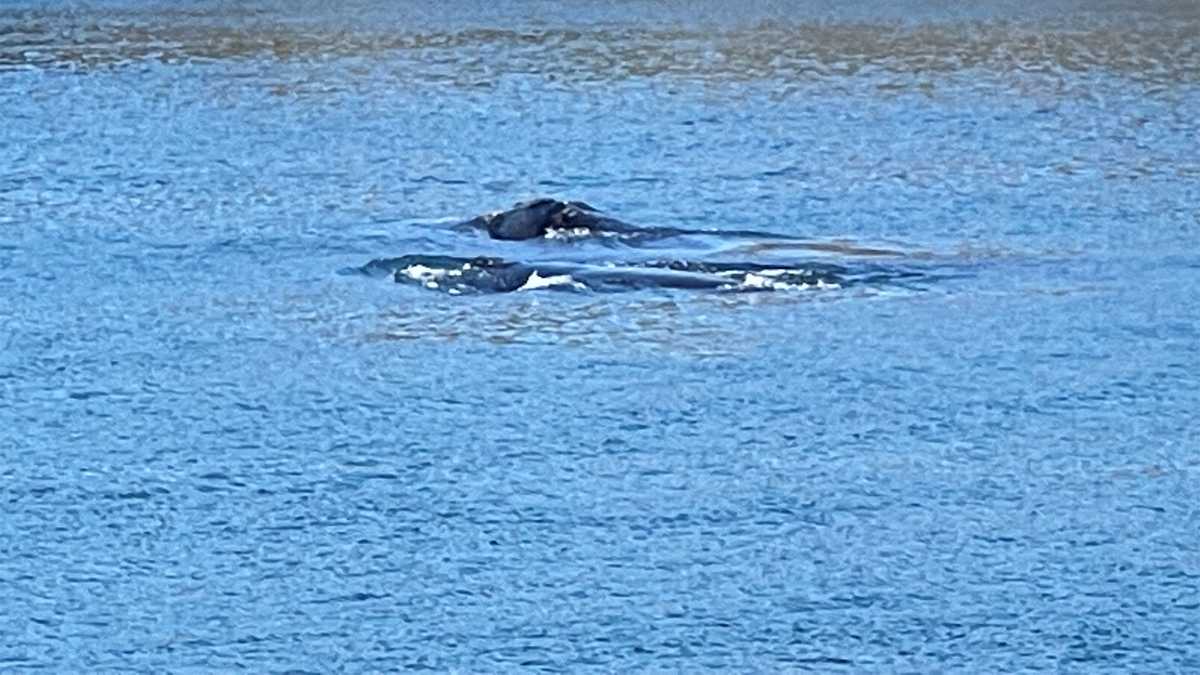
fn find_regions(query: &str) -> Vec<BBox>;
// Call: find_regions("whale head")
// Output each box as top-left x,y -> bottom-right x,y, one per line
470,198 -> 602,241
485,198 -> 562,240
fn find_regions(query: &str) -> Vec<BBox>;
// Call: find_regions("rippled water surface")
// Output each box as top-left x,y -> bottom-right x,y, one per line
3,0 -> 1199,670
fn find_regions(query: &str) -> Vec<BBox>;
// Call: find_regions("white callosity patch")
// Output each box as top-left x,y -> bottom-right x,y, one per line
400,264 -> 448,290
401,262 -> 476,291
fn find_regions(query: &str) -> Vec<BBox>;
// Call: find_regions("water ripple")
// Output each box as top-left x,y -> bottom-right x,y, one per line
2,6 -> 1198,94
3,1 -> 1199,672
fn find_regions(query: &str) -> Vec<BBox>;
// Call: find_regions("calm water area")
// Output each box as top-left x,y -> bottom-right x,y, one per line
2,0 -> 1199,670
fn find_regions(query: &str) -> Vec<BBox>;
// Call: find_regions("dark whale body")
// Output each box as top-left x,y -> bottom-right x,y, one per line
461,199 -> 618,241
357,255 -> 848,294
463,198 -> 802,242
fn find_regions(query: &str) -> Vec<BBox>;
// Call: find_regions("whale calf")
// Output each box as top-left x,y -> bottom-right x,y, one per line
460,198 -> 616,241
461,198 -> 807,242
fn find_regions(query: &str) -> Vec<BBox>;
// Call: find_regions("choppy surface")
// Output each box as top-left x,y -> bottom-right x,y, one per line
2,0 -> 1199,671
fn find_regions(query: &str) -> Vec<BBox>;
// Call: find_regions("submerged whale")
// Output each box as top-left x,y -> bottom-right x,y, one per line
357,254 -> 848,294
462,198 -> 808,242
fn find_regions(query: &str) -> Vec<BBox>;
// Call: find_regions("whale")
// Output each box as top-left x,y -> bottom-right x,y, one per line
461,198 -> 810,242
355,254 -> 849,294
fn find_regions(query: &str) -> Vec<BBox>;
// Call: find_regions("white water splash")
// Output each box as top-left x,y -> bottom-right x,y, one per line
517,271 -> 586,292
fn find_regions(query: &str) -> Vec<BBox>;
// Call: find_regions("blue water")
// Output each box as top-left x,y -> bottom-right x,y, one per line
2,1 -> 1199,671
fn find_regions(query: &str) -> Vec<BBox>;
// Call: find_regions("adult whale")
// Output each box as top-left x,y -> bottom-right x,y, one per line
462,198 -> 808,242
356,254 -> 848,294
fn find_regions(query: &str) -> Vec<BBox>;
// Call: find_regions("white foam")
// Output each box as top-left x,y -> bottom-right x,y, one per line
543,227 -> 594,240
516,271 -> 585,291
739,273 -> 779,289
739,273 -> 841,291
716,267 -> 794,279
